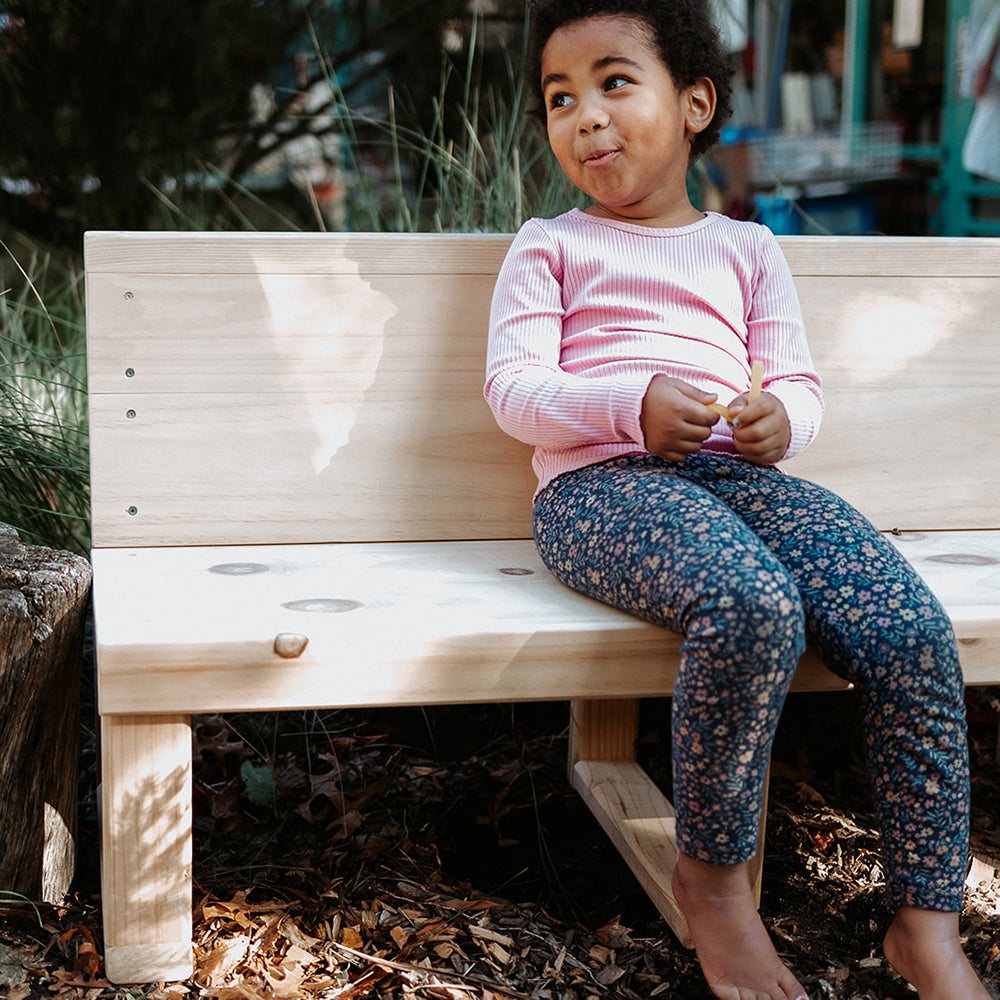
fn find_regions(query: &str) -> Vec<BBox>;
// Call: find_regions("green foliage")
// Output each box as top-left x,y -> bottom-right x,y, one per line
342,34 -> 587,234
0,889 -> 43,925
0,12 -> 580,553
240,760 -> 277,809
0,241 -> 89,554
0,0 -> 322,241
0,0 -> 518,244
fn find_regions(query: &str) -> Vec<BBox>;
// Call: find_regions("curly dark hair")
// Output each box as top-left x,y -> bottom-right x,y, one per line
526,0 -> 734,162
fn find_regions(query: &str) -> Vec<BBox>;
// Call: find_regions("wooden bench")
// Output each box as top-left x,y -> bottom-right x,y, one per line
84,231 -> 1000,985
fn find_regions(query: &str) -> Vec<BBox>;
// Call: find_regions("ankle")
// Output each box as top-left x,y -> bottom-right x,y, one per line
885,906 -> 960,950
674,852 -> 753,896
884,908 -> 989,999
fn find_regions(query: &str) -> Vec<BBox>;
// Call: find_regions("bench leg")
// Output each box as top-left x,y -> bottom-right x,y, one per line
101,714 -> 193,984
568,698 -> 768,947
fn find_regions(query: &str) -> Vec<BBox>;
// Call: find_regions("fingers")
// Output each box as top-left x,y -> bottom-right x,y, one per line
640,376 -> 720,461
729,394 -> 790,465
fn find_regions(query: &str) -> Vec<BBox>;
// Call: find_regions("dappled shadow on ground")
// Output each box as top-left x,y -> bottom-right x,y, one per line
1,689 -> 999,999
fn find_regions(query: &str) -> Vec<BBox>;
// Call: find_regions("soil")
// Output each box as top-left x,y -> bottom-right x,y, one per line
1,670 -> 998,999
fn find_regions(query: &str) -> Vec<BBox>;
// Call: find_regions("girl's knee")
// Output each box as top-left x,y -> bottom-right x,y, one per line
687,567 -> 806,676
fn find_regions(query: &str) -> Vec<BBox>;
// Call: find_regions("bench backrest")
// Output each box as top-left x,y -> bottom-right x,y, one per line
85,232 -> 1000,549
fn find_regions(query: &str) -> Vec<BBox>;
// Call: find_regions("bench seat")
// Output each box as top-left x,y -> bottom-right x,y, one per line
93,532 -> 1000,718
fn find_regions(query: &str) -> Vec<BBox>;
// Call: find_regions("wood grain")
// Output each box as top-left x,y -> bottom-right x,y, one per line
0,528 -> 91,902
84,231 -> 1000,983
101,714 -> 193,983
86,235 -> 1000,547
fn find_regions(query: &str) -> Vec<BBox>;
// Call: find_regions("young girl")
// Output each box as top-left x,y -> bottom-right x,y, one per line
484,2 -> 989,998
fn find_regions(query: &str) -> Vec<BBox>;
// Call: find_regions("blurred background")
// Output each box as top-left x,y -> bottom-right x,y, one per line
1,0 -> 998,552
2,0 -> 998,246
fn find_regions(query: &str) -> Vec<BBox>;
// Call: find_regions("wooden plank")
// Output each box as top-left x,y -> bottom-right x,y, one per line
85,272 -> 500,393
83,231 -> 1000,278
91,531 -> 998,716
84,230 -> 514,275
101,714 -> 193,984
90,540 -> 850,717
776,235 -> 1000,276
86,243 -> 1000,546
748,763 -> 770,905
783,273 -> 1000,530
572,760 -> 690,945
87,387 -> 535,547
105,535 -> 992,717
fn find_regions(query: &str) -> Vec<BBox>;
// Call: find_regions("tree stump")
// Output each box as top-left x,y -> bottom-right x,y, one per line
0,523 -> 92,903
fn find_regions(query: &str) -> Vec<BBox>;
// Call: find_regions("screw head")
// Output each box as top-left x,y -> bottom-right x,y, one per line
126,506 -> 138,516
125,368 -> 135,378
123,291 -> 134,300
126,409 -> 136,419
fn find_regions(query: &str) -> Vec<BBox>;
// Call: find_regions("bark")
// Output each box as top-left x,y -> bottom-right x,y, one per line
0,523 -> 92,903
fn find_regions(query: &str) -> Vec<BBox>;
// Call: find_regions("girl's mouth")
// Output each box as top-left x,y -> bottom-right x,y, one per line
583,149 -> 618,167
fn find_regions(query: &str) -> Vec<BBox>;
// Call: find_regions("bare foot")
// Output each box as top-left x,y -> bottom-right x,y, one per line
673,853 -> 808,1000
883,907 -> 992,1000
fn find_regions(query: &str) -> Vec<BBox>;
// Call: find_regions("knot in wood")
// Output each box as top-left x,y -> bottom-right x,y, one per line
273,632 -> 309,659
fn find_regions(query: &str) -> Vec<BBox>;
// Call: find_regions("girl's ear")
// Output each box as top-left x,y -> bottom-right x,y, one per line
684,77 -> 717,136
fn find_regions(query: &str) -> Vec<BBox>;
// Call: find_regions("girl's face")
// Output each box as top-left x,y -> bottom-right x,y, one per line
540,14 -> 715,227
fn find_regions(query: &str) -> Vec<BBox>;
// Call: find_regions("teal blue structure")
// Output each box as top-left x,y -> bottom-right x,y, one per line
774,0 -> 1000,235
930,0 -> 1000,233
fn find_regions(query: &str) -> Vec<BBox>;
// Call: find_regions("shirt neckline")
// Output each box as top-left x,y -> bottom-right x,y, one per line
567,207 -> 721,236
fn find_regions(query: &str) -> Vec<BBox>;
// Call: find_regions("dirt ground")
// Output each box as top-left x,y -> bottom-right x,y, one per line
1,684 -> 999,999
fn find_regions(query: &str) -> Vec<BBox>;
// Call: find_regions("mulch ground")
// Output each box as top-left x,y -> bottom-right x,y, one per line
2,677 -> 999,999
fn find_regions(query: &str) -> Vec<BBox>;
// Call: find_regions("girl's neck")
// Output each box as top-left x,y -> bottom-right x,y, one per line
585,200 -> 706,229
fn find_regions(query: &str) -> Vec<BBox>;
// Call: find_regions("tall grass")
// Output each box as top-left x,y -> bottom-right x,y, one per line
0,241 -> 89,555
336,22 -> 586,233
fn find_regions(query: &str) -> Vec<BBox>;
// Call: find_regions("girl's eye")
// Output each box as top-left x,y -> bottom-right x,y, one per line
605,75 -> 631,92
548,92 -> 575,110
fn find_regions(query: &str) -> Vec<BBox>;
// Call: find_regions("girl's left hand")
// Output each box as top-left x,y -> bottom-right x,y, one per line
727,393 -> 790,465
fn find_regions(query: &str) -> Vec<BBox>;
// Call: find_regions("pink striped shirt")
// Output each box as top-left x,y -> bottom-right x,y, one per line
485,209 -> 824,496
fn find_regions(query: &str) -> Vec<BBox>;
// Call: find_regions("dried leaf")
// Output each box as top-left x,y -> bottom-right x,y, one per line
594,918 -> 634,948
469,925 -> 514,948
595,963 -> 625,986
198,931 -> 251,985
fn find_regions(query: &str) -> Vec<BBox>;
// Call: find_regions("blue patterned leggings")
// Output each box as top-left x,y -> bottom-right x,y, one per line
534,454 -> 969,911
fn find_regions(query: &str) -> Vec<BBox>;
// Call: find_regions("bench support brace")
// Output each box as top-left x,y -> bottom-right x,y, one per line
101,714 -> 194,983
568,698 -> 766,946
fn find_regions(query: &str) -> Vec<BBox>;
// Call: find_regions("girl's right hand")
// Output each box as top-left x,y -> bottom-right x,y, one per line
639,375 -> 720,462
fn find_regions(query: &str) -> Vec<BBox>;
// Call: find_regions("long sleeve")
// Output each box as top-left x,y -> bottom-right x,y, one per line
485,220 -> 651,451
745,229 -> 824,459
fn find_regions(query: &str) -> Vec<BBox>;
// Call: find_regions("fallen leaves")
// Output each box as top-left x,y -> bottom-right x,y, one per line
2,701 -> 999,998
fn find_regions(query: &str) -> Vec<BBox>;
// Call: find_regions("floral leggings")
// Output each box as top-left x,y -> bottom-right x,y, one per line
533,453 -> 970,911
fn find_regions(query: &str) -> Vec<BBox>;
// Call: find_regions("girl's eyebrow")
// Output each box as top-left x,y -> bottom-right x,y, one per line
541,53 -> 643,92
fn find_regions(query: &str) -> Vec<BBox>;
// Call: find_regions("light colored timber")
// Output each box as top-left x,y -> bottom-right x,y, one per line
101,714 -> 193,983
572,760 -> 689,943
87,242 -> 1000,548
91,532 -> 999,718
568,699 -> 641,777
85,231 -> 1000,983
84,231 -> 1000,277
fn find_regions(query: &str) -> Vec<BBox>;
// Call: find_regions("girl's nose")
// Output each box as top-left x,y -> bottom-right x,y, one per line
577,97 -> 609,134
578,112 -> 609,134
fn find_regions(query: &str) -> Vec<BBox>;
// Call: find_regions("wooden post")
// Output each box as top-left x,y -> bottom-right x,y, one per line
101,713 -> 194,984
0,524 -> 92,903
